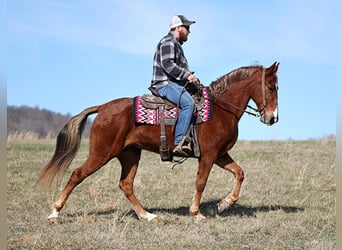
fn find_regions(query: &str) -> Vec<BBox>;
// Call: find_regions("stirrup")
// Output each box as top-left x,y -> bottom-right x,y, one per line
180,136 -> 192,151
173,136 -> 192,156
172,145 -> 189,157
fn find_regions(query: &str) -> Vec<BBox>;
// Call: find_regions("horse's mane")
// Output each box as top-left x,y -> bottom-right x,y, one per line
209,65 -> 263,95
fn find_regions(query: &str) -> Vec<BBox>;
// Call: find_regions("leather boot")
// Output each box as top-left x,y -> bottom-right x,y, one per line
172,136 -> 192,156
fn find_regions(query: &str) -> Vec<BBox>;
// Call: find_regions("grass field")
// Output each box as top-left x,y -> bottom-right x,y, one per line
7,138 -> 336,249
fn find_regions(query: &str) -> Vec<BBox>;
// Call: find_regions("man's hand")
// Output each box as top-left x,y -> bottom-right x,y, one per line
187,74 -> 200,84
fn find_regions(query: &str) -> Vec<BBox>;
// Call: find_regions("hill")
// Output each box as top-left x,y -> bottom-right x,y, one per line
7,105 -> 91,138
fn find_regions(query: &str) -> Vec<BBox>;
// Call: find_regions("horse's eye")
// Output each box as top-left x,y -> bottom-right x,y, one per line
268,86 -> 278,92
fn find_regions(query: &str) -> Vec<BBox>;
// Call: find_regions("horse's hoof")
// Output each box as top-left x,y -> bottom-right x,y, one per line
217,203 -> 225,214
150,217 -> 158,223
190,210 -> 206,221
141,212 -> 158,222
194,213 -> 206,221
48,216 -> 61,224
217,198 -> 236,214
48,208 -> 61,224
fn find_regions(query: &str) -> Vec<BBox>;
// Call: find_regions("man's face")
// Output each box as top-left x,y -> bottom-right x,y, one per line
179,25 -> 190,43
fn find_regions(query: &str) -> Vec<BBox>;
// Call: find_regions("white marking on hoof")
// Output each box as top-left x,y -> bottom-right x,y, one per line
48,217 -> 61,224
48,208 -> 60,223
217,202 -> 227,214
218,197 -> 237,214
194,213 -> 206,221
142,212 -> 158,222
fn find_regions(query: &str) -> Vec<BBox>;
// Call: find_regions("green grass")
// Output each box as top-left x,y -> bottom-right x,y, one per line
7,139 -> 336,249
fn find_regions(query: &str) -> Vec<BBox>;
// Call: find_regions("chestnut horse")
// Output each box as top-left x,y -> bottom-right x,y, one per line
37,62 -> 279,222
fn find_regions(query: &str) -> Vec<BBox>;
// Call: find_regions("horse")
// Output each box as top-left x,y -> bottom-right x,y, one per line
37,62 -> 280,223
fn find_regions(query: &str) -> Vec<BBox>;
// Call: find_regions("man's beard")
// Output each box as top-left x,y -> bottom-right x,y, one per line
179,34 -> 188,44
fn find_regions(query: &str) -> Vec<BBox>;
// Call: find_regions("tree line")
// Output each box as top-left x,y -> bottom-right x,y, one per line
7,105 -> 91,138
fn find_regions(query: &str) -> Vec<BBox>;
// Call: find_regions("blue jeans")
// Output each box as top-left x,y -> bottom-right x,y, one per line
157,82 -> 195,145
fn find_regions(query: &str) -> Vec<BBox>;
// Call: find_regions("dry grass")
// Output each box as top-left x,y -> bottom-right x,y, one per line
7,138 -> 336,249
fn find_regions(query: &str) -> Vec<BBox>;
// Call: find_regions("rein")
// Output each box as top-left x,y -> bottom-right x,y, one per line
212,97 -> 261,117
210,68 -> 266,118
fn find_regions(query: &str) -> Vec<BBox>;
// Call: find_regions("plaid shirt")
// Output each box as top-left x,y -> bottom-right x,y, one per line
151,32 -> 192,87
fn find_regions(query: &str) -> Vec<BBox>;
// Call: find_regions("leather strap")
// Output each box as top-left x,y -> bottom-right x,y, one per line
158,105 -> 171,161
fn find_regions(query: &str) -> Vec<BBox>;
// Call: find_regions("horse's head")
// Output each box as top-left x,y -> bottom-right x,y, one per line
253,62 -> 279,126
209,62 -> 279,125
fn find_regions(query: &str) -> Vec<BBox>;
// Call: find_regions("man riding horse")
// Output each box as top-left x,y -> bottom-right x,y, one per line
150,15 -> 199,156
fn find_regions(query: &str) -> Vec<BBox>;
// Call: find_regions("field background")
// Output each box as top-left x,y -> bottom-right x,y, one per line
7,138 -> 336,249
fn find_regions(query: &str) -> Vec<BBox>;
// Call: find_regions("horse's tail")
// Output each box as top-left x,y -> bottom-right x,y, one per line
36,105 -> 99,187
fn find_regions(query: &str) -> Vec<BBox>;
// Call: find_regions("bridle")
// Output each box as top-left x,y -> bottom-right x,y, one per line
211,68 -> 267,118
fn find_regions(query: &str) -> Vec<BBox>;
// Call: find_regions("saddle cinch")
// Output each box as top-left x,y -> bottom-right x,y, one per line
138,84 -> 212,161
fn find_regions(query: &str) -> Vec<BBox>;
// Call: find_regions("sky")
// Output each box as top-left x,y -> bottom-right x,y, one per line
7,0 -> 337,140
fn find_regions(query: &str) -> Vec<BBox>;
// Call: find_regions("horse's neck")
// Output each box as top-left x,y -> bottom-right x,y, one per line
217,80 -> 253,120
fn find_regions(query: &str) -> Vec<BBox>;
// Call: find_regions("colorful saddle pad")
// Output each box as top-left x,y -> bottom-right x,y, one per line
133,88 -> 213,125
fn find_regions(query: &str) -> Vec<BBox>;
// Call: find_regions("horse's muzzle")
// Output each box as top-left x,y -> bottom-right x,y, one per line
260,109 -> 279,126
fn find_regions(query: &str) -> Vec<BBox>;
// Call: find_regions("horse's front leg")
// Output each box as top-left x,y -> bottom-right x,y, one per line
189,157 -> 213,220
215,152 -> 244,214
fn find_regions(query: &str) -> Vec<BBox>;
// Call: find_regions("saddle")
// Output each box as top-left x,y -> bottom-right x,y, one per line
141,88 -> 176,110
143,85 -> 211,124
140,84 -> 210,161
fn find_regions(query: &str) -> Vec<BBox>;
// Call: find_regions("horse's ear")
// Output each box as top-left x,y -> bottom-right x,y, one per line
267,61 -> 280,74
272,61 -> 280,72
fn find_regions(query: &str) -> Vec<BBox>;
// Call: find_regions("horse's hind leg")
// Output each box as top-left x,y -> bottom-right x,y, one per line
48,156 -> 109,223
118,146 -> 157,222
215,152 -> 244,214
